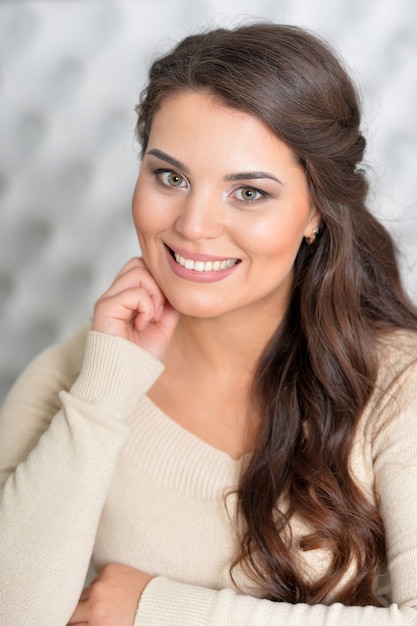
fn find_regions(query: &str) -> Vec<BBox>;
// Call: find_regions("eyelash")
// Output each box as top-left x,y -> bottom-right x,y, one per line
153,168 -> 270,205
232,186 -> 269,204
154,168 -> 188,188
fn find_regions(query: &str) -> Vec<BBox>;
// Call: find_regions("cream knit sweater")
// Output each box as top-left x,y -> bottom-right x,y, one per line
0,325 -> 417,625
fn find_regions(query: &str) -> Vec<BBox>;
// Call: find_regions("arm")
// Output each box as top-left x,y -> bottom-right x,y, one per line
131,359 -> 417,625
0,258 -> 178,626
0,330 -> 164,626
64,353 -> 417,626
136,579 -> 416,626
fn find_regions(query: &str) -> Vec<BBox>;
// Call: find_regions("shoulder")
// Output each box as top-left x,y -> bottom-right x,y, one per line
374,328 -> 417,391
363,328 -> 417,446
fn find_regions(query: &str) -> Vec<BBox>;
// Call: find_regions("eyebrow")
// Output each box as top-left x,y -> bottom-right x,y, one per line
147,149 -> 190,174
146,148 -> 282,185
224,171 -> 282,184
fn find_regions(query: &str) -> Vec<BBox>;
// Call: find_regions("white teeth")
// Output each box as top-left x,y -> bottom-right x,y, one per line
174,253 -> 238,272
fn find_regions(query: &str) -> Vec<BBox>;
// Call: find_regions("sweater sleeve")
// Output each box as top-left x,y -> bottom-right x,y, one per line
134,359 -> 417,626
0,329 -> 163,626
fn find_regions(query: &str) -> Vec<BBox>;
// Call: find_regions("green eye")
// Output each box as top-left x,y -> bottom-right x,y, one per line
239,186 -> 262,202
166,171 -> 184,186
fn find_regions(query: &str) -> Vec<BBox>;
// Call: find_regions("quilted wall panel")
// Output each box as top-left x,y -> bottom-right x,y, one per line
0,0 -> 416,404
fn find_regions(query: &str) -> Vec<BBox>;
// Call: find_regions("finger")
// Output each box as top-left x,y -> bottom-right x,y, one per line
108,257 -> 156,289
103,265 -> 165,313
95,286 -> 157,333
106,264 -> 160,296
111,256 -> 146,279
67,600 -> 89,624
79,586 -> 90,602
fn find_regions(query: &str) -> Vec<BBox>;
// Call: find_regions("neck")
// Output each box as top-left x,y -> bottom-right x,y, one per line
170,306 -> 283,377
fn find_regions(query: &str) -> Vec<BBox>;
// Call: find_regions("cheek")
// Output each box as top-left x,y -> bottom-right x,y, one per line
245,217 -> 303,259
132,183 -> 154,237
241,214 -> 309,281
131,180 -> 142,227
132,178 -> 173,237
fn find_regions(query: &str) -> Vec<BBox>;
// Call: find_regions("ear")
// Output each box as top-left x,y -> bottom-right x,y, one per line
303,206 -> 322,240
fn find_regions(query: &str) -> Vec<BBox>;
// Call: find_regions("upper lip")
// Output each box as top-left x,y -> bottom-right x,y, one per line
164,243 -> 240,263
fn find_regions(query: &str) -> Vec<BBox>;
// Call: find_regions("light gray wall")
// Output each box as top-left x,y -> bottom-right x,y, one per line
1,0 -> 416,404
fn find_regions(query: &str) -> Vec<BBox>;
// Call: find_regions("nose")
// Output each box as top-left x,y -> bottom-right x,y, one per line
174,189 -> 224,241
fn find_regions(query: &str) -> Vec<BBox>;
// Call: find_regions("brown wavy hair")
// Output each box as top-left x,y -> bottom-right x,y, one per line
135,23 -> 417,605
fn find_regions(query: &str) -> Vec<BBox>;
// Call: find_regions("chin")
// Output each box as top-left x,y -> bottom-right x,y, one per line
166,293 -> 226,319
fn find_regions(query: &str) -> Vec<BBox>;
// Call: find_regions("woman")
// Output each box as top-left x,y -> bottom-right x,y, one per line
1,23 -> 417,625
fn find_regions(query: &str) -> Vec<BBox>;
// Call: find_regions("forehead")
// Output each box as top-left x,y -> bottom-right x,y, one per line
147,90 -> 299,171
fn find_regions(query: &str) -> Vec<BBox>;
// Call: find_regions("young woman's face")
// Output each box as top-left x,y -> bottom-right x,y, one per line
132,91 -> 320,322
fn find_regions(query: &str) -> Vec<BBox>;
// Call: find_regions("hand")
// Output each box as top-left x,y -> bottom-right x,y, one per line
68,563 -> 153,625
93,257 -> 179,361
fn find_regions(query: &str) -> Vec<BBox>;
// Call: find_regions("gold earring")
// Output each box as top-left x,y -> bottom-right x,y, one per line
305,227 -> 319,245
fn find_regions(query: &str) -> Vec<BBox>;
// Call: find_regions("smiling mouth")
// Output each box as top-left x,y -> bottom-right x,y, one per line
167,247 -> 240,272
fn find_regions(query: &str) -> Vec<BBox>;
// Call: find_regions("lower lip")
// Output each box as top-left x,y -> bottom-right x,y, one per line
165,247 -> 240,283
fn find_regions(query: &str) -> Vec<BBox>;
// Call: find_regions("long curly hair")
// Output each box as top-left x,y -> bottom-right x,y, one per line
135,23 -> 417,605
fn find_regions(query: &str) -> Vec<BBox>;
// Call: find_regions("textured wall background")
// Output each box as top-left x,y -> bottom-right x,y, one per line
0,0 -> 416,405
